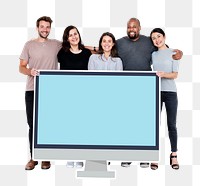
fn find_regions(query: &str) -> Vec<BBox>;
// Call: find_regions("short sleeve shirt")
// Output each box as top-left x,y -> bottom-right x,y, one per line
20,39 -> 61,91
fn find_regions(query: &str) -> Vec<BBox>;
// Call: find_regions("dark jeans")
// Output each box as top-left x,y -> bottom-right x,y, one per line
161,91 -> 178,152
25,91 -> 34,157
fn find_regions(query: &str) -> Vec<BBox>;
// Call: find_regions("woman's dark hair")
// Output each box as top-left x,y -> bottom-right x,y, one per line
98,32 -> 119,59
62,25 -> 84,52
150,28 -> 165,38
150,28 -> 169,49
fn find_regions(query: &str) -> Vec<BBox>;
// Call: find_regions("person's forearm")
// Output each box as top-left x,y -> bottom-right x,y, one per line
85,45 -> 98,53
163,72 -> 178,79
19,66 -> 31,76
157,71 -> 178,79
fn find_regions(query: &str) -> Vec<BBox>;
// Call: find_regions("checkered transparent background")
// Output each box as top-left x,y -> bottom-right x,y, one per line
0,0 -> 200,185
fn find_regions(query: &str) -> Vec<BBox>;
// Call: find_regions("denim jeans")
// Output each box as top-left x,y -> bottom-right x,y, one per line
25,91 -> 34,157
161,91 -> 178,152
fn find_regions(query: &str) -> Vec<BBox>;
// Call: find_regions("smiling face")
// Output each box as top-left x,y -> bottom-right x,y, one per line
67,28 -> 80,46
101,35 -> 114,53
37,20 -> 51,39
127,19 -> 141,41
151,32 -> 166,49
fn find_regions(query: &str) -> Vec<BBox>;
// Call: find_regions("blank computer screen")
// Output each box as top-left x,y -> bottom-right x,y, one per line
34,71 -> 159,150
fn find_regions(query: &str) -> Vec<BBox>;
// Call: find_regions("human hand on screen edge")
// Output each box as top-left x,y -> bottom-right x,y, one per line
30,68 -> 39,76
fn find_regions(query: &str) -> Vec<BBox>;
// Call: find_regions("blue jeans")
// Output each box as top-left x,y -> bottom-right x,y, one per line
161,91 -> 178,152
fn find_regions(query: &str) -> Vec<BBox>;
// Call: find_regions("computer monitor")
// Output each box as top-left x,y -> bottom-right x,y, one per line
33,70 -> 160,178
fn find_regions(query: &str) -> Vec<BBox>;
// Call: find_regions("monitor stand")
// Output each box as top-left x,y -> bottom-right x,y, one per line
77,160 -> 115,178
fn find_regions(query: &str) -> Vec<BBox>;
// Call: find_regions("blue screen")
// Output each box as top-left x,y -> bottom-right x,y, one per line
35,71 -> 159,149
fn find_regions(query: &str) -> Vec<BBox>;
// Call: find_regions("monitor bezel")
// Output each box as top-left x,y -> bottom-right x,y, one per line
33,70 -> 160,161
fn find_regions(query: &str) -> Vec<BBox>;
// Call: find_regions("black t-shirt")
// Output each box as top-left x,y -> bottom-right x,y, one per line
57,48 -> 92,70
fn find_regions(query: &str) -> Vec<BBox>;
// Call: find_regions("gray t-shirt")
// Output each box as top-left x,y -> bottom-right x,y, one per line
88,54 -> 123,70
152,48 -> 179,92
116,35 -> 155,71
20,39 -> 61,91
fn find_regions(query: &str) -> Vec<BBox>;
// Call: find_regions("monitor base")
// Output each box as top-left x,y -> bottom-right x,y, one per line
77,160 -> 115,178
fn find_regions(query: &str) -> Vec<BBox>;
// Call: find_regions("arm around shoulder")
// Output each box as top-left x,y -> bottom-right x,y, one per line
172,49 -> 183,60
85,46 -> 99,54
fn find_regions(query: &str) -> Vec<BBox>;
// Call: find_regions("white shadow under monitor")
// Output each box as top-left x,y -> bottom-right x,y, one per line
33,70 -> 160,178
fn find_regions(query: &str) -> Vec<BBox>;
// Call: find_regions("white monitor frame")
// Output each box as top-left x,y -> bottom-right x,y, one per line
33,70 -> 160,177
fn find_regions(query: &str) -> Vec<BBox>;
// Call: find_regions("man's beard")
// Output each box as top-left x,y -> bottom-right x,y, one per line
127,32 -> 139,40
39,32 -> 49,39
